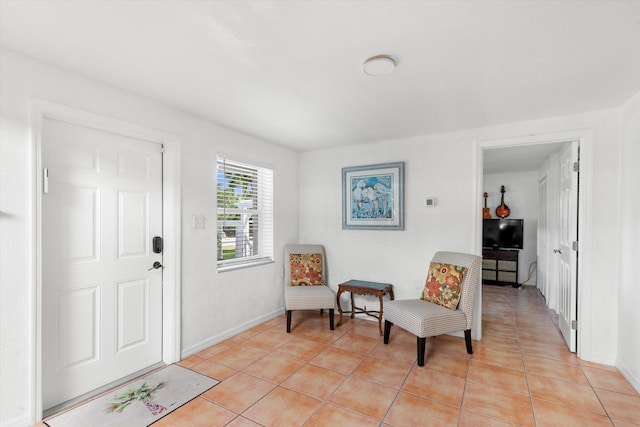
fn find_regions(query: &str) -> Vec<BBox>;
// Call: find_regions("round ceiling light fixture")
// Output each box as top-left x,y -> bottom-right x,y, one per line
362,54 -> 396,76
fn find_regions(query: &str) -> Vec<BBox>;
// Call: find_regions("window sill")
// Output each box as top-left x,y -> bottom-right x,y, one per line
217,258 -> 274,273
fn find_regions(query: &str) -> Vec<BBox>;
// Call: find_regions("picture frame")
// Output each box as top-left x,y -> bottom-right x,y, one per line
342,162 -> 404,230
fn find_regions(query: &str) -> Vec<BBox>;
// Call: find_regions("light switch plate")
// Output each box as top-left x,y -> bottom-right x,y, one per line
192,215 -> 205,229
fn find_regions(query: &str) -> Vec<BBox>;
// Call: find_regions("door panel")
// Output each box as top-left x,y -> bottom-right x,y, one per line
42,118 -> 163,410
60,185 -> 101,262
117,278 -> 149,352
59,286 -> 99,369
117,190 -> 149,258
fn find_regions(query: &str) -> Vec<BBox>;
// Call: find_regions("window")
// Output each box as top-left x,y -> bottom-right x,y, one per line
216,157 -> 273,270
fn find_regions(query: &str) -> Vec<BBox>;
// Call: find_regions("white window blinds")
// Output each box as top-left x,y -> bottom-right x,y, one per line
216,157 -> 273,270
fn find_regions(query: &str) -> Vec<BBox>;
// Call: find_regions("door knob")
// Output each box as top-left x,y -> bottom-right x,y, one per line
553,249 -> 562,254
148,261 -> 163,271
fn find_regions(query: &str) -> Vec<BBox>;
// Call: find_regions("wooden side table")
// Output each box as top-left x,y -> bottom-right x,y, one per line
336,279 -> 394,336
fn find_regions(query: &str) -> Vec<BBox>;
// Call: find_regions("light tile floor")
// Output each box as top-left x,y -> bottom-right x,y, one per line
40,285 -> 640,426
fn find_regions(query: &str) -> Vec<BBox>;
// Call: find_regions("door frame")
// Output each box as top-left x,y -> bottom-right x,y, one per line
474,128 -> 593,359
30,100 -> 182,420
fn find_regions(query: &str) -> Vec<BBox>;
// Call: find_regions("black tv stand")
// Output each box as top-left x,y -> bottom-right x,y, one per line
482,248 -> 520,288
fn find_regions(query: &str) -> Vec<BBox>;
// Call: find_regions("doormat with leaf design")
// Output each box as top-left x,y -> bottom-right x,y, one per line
45,364 -> 219,427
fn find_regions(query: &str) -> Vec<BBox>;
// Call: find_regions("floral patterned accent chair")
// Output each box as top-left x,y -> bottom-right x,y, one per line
383,251 -> 482,366
284,244 -> 336,333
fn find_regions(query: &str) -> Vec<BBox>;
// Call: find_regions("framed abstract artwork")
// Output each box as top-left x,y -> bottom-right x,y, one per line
342,162 -> 404,230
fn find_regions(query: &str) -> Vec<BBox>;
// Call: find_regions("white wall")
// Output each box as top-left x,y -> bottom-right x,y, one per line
0,51 -> 33,427
483,171 -> 539,285
298,132 -> 484,345
0,49 -> 299,426
618,90 -> 640,391
299,108 -> 623,369
300,133 -> 480,300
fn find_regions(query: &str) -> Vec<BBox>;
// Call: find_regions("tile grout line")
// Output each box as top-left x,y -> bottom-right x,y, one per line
513,290 -> 538,427
456,348 -> 473,427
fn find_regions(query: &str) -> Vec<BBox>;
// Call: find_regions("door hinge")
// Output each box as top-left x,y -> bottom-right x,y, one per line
572,241 -> 579,251
571,319 -> 577,330
573,161 -> 580,172
43,168 -> 49,194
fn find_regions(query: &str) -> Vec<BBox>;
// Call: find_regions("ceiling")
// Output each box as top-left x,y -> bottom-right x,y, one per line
483,142 -> 567,174
1,1 -> 639,161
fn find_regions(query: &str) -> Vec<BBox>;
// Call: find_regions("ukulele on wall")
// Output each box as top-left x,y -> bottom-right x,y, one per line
495,185 -> 511,218
483,192 -> 492,219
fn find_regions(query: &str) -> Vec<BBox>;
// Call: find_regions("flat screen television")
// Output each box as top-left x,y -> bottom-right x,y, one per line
483,219 -> 524,249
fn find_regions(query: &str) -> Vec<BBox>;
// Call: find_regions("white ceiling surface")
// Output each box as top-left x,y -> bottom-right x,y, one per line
1,1 -> 640,155
483,142 -> 566,174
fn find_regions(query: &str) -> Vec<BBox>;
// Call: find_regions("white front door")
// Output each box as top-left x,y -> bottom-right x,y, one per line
557,141 -> 579,352
41,118 -> 163,410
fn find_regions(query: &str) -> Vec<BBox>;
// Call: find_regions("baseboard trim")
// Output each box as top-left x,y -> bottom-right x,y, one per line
181,307 -> 284,359
0,413 -> 32,427
617,359 -> 640,394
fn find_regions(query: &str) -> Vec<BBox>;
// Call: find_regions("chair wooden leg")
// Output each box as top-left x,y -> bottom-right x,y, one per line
464,329 -> 473,354
286,310 -> 292,333
383,320 -> 392,344
417,337 -> 426,366
329,309 -> 334,330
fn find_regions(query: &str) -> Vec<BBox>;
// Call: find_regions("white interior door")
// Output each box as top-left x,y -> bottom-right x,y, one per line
41,118 -> 163,410
537,176 -> 548,298
557,141 -> 579,352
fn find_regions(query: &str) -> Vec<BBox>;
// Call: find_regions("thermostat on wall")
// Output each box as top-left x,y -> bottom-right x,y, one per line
425,197 -> 437,207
